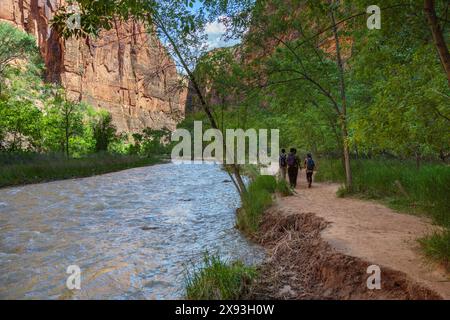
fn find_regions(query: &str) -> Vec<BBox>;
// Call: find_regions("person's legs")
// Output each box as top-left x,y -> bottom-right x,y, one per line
288,167 -> 296,188
292,167 -> 299,188
280,167 -> 287,181
307,171 -> 313,188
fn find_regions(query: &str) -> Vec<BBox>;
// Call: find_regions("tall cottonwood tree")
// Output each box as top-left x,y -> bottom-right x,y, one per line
235,0 -> 356,188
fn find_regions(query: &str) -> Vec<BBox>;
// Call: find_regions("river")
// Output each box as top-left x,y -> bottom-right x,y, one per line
0,163 -> 264,299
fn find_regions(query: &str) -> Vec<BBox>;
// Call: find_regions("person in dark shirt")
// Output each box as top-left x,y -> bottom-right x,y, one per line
304,153 -> 316,188
279,149 -> 287,181
287,148 -> 301,188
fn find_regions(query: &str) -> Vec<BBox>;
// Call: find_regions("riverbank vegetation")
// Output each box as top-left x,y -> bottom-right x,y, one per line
185,253 -> 257,300
0,152 -> 164,188
185,175 -> 290,299
237,175 -> 291,235
0,22 -> 171,188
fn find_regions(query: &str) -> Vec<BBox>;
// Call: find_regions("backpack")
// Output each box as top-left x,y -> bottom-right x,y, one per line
287,153 -> 296,167
280,154 -> 287,167
306,158 -> 315,171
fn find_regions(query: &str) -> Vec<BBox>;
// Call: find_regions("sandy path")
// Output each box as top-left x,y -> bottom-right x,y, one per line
276,172 -> 450,299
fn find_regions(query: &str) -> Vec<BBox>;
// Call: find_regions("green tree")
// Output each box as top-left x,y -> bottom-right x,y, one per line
0,22 -> 38,94
92,111 -> 117,152
0,98 -> 42,151
348,0 -> 449,165
43,91 -> 84,157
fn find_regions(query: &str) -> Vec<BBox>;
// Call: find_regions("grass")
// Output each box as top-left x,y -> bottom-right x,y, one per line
236,175 -> 292,235
185,253 -> 257,300
0,152 -> 165,188
418,230 -> 450,271
315,158 -> 450,268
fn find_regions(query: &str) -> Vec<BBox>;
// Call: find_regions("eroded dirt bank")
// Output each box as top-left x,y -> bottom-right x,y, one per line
245,174 -> 449,300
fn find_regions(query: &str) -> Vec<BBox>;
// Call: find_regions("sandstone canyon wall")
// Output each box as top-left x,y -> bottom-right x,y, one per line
0,0 -> 186,132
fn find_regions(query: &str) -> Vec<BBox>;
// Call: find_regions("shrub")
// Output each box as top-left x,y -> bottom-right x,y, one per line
185,253 -> 257,300
237,175 -> 277,234
419,230 -> 450,271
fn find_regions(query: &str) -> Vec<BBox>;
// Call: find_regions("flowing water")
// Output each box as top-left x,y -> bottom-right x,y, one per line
0,163 -> 264,299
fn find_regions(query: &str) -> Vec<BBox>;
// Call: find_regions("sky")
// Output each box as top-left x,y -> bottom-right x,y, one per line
205,19 -> 240,49
191,1 -> 241,50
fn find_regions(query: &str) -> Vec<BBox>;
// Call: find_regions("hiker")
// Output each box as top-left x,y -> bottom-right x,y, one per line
279,149 -> 287,181
304,153 -> 316,188
287,148 -> 301,188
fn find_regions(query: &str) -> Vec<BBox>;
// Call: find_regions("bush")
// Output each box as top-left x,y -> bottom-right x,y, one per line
185,253 -> 257,300
276,178 -> 293,196
91,112 -> 118,152
129,128 -> 171,157
237,175 -> 277,234
419,230 -> 450,271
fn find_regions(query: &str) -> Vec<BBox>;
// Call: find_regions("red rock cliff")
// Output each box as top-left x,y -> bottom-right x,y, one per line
0,0 -> 186,132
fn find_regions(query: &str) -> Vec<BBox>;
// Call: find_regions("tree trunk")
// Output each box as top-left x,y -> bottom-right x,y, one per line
154,15 -> 247,195
424,0 -> 450,86
65,128 -> 69,158
340,119 -> 353,189
331,8 -> 353,190
65,114 -> 70,158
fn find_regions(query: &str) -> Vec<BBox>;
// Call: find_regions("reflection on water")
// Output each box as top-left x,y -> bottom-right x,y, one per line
0,163 -> 264,299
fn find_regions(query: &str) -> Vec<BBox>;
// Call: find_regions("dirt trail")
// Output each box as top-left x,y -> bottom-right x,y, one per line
247,172 -> 449,300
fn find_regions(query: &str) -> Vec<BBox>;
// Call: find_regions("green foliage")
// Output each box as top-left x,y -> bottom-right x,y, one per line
276,178 -> 292,196
0,24 -> 45,151
0,98 -> 43,151
350,34 -> 449,159
42,93 -> 85,157
128,128 -> 171,157
0,22 -> 39,81
237,175 -> 278,234
419,230 -> 450,271
91,111 -> 118,152
184,252 -> 257,300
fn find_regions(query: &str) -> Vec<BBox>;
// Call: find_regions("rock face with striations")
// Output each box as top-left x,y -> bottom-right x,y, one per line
0,0 -> 186,132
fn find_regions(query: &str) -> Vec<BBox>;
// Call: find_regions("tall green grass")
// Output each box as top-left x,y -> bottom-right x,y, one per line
419,230 -> 450,270
236,175 -> 291,234
184,253 -> 257,300
0,152 -> 163,188
315,159 -> 450,268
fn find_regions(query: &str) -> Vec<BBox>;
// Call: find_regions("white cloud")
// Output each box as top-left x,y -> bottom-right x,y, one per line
204,19 -> 239,50
205,20 -> 226,34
